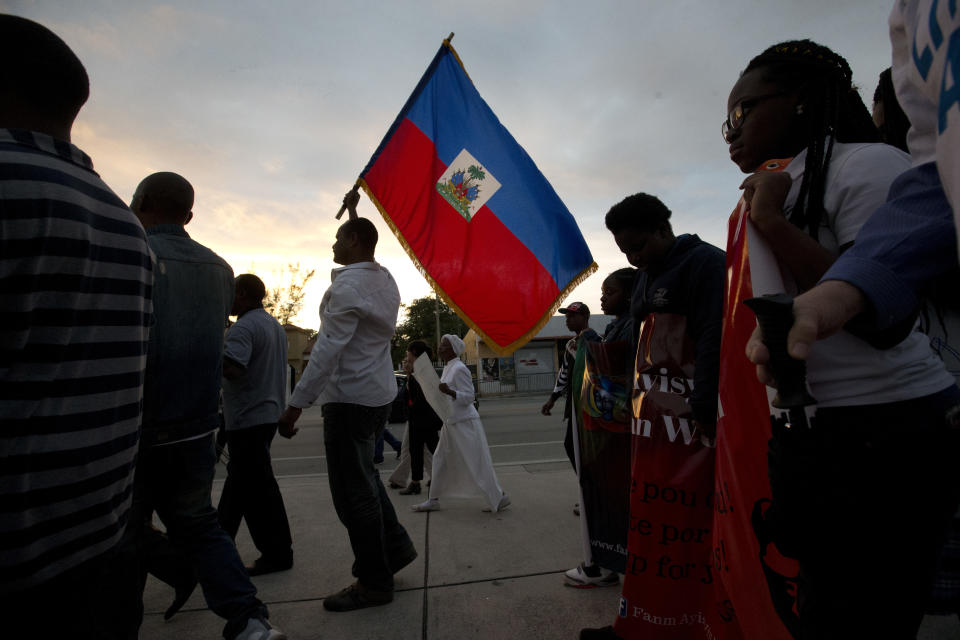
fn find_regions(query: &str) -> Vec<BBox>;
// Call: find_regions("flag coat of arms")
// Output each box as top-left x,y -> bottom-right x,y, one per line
358,38 -> 596,355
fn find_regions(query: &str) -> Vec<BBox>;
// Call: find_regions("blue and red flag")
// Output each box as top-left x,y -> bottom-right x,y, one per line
357,37 -> 596,355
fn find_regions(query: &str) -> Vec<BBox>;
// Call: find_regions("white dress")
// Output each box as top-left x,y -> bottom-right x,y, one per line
428,359 -> 503,510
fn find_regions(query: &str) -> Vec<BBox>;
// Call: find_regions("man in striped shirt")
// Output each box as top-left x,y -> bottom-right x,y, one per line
0,15 -> 152,638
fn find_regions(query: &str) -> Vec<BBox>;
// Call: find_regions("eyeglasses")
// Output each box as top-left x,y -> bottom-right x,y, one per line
721,92 -> 786,143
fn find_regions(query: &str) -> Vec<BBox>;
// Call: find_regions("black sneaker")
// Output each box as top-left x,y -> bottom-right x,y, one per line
399,482 -> 421,495
323,581 -> 393,612
245,555 -> 293,576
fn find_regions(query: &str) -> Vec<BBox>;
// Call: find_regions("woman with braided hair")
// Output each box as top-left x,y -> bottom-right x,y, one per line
723,40 -> 960,638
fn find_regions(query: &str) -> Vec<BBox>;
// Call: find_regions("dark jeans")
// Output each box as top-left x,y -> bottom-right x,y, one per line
131,434 -> 267,639
218,423 -> 293,562
767,387 -> 960,640
409,424 -> 440,482
322,402 -> 416,591
564,414 -> 576,472
141,516 -> 196,591
374,426 -> 402,462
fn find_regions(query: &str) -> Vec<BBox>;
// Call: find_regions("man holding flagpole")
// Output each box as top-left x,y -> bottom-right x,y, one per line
278,213 -> 418,612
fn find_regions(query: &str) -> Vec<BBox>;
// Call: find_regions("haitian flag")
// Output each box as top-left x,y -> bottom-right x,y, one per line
357,38 -> 596,355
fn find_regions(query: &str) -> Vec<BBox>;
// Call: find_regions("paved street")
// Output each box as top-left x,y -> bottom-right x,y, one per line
215,395 -> 568,480
139,394 -> 959,639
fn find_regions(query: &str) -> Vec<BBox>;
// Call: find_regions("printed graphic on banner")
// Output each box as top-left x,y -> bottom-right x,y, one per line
713,158 -> 799,640
576,340 -> 632,572
614,313 -> 741,640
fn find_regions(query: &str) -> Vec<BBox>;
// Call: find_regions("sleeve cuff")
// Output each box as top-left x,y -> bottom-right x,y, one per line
821,256 -> 919,331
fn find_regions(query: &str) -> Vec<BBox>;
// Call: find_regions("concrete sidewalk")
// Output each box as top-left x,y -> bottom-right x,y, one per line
140,461 -> 621,639
138,431 -> 960,639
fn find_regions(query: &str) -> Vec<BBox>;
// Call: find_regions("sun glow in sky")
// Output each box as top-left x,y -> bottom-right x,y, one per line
5,0 -> 896,332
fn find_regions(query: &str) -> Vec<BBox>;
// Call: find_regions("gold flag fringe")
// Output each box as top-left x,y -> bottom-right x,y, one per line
442,39 -> 472,84
357,178 -> 598,357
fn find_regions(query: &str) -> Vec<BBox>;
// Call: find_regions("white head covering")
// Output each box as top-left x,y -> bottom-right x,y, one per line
442,333 -> 466,356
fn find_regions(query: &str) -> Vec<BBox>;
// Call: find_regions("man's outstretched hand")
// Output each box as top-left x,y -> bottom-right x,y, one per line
745,280 -> 866,386
278,406 -> 303,439
541,397 -> 555,416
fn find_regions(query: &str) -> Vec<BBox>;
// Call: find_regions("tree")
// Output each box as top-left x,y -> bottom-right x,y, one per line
391,295 -> 467,366
264,262 -> 316,326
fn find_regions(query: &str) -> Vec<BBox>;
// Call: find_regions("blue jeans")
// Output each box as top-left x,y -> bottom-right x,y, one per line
133,434 -> 266,639
322,402 -> 416,591
374,426 -> 402,462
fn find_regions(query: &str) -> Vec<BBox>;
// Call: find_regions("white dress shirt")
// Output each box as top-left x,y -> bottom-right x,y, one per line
289,261 -> 400,408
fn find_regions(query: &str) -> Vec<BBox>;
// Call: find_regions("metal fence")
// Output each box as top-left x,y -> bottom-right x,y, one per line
477,372 -> 556,396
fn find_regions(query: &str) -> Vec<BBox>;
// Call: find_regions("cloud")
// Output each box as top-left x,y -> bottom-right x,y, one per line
9,0 -> 898,331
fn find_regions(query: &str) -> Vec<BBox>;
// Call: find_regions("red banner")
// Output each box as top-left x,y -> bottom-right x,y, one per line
713,159 -> 800,639
614,313 -> 741,639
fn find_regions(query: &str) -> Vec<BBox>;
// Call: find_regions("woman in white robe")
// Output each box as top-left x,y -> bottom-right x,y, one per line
412,334 -> 509,513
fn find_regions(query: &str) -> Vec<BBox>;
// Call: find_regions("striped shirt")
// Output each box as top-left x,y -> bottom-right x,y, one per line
0,128 -> 153,594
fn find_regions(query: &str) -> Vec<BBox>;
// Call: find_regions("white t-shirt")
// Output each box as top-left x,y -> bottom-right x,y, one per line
223,308 -> 289,430
782,142 -> 955,407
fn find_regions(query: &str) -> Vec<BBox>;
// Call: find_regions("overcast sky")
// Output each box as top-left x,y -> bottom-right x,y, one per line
5,0 -> 896,333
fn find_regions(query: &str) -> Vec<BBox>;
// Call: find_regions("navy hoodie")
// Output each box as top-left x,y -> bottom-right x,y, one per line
631,233 -> 725,425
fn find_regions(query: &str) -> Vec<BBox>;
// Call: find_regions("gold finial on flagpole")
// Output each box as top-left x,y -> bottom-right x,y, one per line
444,32 -> 454,45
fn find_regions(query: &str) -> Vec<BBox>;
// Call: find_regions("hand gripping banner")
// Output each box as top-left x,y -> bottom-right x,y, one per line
356,37 -> 597,355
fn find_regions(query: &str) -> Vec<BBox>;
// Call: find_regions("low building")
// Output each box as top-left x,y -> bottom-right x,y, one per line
463,315 -> 613,395
283,323 -> 315,380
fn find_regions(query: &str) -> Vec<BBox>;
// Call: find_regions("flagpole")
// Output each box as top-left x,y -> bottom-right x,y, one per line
434,293 -> 441,354
337,33 -> 452,222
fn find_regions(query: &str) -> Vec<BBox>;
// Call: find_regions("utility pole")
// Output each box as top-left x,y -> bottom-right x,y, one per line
434,292 -> 441,358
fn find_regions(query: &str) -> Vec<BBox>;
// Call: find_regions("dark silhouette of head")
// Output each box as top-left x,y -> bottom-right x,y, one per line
407,339 -> 433,360
559,301 -> 591,333
872,67 -> 910,154
233,274 -> 267,317
727,40 -> 880,236
601,267 -> 636,317
332,217 -> 378,265
605,193 -> 676,272
0,15 -> 89,141
130,172 -> 194,228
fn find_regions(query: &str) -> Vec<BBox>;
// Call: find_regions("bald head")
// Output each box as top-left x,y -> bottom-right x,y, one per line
233,273 -> 267,317
0,15 -> 89,140
131,172 -> 195,228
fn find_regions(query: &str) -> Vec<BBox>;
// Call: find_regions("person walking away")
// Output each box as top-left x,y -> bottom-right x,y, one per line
0,16 -> 152,638
278,217 -> 417,612
398,341 -> 444,496
412,334 -> 509,513
130,172 -> 284,640
219,273 -> 294,576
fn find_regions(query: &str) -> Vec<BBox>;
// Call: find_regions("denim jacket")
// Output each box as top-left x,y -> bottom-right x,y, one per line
142,224 -> 234,444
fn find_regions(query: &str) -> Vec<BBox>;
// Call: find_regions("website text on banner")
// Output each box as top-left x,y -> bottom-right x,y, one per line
574,339 -> 632,573
355,36 -> 597,355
